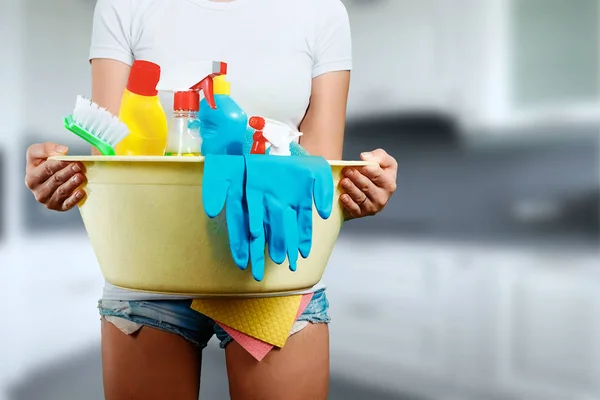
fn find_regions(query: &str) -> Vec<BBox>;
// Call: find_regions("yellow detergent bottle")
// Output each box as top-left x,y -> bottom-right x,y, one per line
116,60 -> 168,156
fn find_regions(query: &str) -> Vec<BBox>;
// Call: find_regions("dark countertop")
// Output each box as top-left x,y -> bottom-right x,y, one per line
342,117 -> 599,249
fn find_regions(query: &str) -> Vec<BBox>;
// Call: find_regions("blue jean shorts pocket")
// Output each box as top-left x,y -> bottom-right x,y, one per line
98,299 -> 215,349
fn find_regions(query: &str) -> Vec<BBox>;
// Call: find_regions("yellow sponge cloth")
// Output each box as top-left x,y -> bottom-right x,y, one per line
191,295 -> 303,347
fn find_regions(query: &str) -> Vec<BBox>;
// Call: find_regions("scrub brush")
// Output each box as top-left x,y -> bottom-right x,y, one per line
63,95 -> 129,156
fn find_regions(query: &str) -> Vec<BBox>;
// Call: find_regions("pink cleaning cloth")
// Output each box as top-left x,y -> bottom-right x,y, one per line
219,324 -> 273,361
218,292 -> 314,361
295,293 -> 314,319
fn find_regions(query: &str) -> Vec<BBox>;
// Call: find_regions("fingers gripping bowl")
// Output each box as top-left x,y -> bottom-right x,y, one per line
51,155 -> 368,296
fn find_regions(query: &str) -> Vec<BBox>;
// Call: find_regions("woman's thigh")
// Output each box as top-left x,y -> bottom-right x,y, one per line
101,319 -> 202,400
98,299 -> 214,400
225,323 -> 330,400
224,289 -> 331,400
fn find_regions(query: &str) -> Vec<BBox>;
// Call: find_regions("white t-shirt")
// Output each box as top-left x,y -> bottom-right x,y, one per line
89,0 -> 352,301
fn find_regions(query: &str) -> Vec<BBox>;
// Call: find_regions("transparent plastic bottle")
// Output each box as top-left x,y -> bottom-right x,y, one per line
164,91 -> 202,156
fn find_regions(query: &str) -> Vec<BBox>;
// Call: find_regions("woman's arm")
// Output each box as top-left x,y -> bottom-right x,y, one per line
298,68 -> 397,220
298,70 -> 350,160
90,59 -> 131,155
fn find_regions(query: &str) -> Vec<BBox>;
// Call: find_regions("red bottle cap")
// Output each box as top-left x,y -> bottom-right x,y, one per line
174,91 -> 199,111
126,60 -> 161,96
249,116 -> 265,130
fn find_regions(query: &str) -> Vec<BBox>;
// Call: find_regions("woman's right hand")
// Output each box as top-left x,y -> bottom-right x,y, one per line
25,142 -> 86,212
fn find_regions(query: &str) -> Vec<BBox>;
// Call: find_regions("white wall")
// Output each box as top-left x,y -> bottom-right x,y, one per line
0,0 -> 25,240
0,3 -> 26,396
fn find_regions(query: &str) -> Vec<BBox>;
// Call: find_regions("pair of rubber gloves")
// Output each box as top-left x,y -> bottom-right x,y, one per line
202,155 -> 334,282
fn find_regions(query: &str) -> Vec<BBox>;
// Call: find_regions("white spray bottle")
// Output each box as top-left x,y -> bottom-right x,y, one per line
249,117 -> 302,156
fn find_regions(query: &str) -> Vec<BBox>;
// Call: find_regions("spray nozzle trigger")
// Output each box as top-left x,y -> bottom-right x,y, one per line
188,61 -> 227,110
191,77 -> 215,109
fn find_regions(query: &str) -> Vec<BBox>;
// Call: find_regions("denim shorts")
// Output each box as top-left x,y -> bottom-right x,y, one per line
98,289 -> 330,349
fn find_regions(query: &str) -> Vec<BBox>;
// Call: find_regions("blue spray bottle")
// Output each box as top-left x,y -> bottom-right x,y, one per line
199,75 -> 248,156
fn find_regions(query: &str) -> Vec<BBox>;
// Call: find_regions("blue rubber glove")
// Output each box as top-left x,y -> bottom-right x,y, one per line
244,155 -> 334,281
202,155 -> 250,269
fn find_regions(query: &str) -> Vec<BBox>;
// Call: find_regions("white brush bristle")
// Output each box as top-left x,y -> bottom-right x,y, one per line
71,95 -> 129,146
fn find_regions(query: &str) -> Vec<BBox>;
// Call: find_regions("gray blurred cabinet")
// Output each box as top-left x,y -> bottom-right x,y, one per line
511,0 -> 599,109
343,0 -> 449,119
495,258 -> 600,399
327,241 -> 600,400
436,0 -> 600,130
344,0 -> 599,127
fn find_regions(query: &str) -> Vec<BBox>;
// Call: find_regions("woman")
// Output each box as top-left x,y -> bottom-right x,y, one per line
24,0 -> 398,398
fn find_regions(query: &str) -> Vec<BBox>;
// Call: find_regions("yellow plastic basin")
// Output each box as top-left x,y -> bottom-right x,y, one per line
51,156 -> 368,296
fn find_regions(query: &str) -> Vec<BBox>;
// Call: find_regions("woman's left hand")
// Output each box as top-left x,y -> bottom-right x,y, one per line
339,148 -> 398,219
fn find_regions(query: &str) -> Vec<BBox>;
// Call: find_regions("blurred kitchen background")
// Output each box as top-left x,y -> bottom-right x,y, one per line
1,0 -> 599,399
